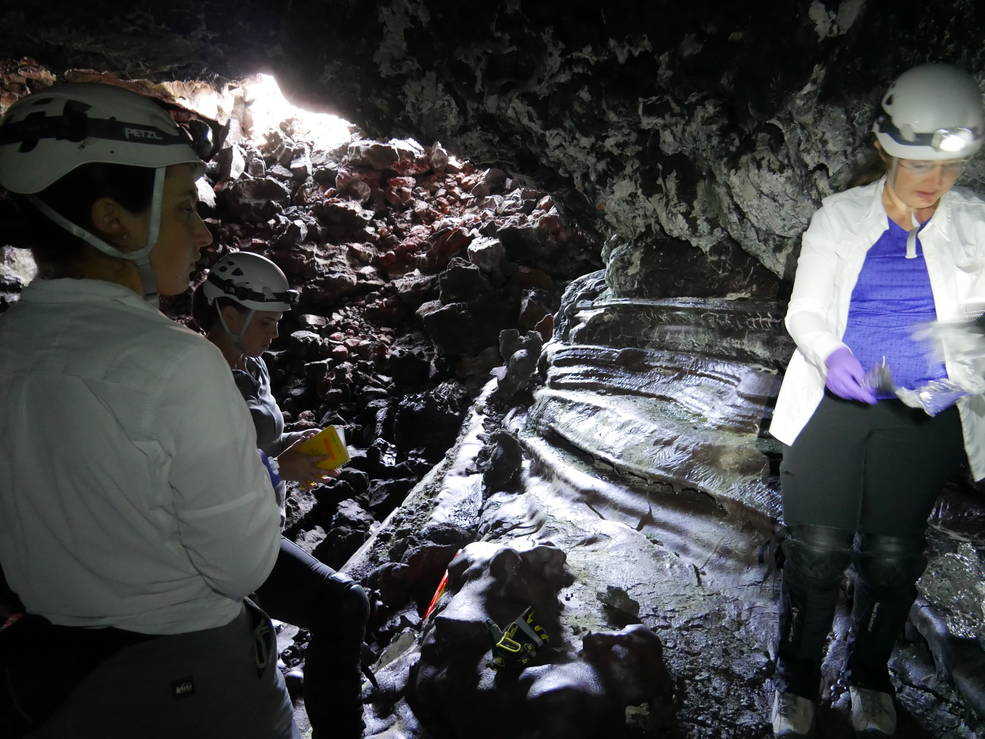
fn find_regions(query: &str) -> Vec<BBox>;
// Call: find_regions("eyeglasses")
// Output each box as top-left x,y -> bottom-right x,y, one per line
896,159 -> 967,175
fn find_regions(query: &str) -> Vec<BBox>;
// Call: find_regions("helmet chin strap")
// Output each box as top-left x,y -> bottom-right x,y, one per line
135,167 -> 166,305
216,304 -> 256,352
28,167 -> 166,305
886,160 -> 920,260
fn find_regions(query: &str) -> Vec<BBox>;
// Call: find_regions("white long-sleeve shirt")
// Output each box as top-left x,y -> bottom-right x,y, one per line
771,179 -> 985,479
0,278 -> 281,634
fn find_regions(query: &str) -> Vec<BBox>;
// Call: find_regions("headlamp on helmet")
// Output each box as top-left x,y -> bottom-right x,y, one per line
873,63 -> 985,161
0,83 -> 227,195
0,83 -> 230,305
931,127 -> 975,153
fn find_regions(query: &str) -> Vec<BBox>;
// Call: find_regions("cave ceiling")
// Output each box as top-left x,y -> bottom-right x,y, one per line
4,0 -> 985,295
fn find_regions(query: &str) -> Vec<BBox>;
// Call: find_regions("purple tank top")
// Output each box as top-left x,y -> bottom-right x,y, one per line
841,218 -> 947,396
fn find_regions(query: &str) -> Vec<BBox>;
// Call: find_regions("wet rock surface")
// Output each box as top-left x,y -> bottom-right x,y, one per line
346,290 -> 985,736
528,273 -> 791,525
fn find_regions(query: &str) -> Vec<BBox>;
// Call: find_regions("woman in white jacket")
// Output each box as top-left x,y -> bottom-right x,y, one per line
769,63 -> 985,737
0,83 -> 295,738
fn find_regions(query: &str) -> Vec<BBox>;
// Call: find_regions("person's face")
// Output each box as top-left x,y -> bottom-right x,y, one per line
223,307 -> 283,356
888,158 -> 965,211
142,164 -> 214,295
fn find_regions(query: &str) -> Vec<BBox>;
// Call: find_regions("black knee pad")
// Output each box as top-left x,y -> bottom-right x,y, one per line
853,534 -> 927,592
312,572 -> 371,632
782,524 -> 853,588
325,573 -> 370,622
340,581 -> 370,626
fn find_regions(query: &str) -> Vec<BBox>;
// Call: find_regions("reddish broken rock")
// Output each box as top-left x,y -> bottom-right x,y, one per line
346,138 -> 429,175
421,227 -> 470,273
385,176 -> 417,206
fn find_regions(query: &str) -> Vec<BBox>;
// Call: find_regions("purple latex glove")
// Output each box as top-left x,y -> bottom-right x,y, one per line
824,347 -> 877,404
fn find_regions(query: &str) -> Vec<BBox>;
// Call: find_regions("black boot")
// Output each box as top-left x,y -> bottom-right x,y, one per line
305,579 -> 370,739
254,540 -> 371,739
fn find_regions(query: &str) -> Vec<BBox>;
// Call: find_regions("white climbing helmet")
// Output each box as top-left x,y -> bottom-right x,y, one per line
0,82 -> 227,303
873,63 -> 985,161
0,82 -> 217,193
203,251 -> 299,312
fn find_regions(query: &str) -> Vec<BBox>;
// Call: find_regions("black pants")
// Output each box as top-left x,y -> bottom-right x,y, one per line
775,394 -> 964,698
255,538 -> 370,739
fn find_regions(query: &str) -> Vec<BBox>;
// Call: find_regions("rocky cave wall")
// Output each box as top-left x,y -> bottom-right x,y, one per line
6,0 -> 985,294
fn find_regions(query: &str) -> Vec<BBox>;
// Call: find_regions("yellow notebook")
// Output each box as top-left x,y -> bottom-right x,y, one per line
295,426 -> 350,470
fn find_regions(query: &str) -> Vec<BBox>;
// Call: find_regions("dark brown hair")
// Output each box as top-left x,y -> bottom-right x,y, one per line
5,164 -> 156,278
191,285 -> 248,333
848,142 -> 892,188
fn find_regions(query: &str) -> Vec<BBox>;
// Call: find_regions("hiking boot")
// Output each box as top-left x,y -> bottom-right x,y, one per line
771,690 -> 815,736
849,686 -> 896,736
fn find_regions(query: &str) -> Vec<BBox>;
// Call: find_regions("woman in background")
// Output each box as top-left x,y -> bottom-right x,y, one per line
193,251 -> 369,739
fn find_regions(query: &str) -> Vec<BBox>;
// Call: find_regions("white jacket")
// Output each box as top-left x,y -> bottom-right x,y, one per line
771,178 -> 985,480
0,279 -> 282,634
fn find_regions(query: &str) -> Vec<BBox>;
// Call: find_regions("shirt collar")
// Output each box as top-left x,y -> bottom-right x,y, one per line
864,176 -> 888,223
18,278 -> 163,314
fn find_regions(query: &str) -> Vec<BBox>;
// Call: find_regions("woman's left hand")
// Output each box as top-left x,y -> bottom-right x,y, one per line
276,430 -> 341,486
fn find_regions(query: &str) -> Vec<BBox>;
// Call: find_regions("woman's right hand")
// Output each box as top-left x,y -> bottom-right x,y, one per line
275,430 -> 340,485
824,347 -> 877,404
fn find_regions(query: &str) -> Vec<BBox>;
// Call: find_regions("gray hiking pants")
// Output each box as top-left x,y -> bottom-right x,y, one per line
29,602 -> 297,739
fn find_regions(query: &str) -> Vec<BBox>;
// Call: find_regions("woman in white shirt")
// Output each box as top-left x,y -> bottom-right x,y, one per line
769,64 -> 985,737
0,83 -> 296,738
